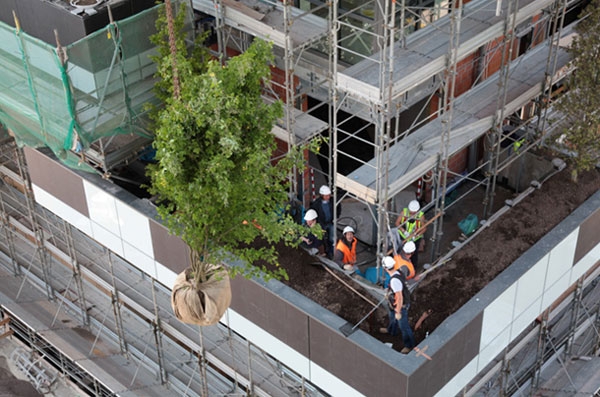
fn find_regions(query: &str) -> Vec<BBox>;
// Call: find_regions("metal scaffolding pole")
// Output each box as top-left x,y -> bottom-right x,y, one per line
374,0 -> 396,265
499,349 -> 511,397
151,278 -> 168,385
530,313 -> 549,395
0,185 -> 20,276
15,147 -> 54,300
565,278 -> 584,356
198,327 -> 210,397
331,0 -> 341,252
535,0 -> 568,137
431,0 -> 462,258
483,0 -> 519,219
63,221 -> 90,326
107,249 -> 129,356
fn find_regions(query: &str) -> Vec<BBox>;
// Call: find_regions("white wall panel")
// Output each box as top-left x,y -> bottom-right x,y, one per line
570,241 -> 600,283
513,256 -> 547,318
123,242 -> 156,278
156,262 -> 177,290
32,184 -> 92,236
480,284 -> 517,348
223,309 -> 311,380
310,361 -> 365,397
544,232 -> 577,287
541,275 -> 571,311
511,297 -> 542,340
84,181 -> 121,236
477,326 -> 510,373
116,201 -> 153,257
90,221 -> 124,257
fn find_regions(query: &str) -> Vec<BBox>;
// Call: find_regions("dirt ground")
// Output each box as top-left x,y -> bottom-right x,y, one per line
261,164 -> 600,352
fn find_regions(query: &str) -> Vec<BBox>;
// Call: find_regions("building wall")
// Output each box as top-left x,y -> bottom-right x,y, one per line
23,146 -> 600,396
0,0 -> 154,46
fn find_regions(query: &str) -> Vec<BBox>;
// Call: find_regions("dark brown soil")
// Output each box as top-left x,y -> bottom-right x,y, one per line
261,165 -> 600,352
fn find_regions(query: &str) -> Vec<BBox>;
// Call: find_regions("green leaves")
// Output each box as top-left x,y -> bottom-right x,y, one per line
148,2 -> 312,280
554,0 -> 600,181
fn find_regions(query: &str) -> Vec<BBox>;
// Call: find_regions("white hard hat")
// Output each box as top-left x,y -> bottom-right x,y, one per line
408,200 -> 420,212
403,241 -> 416,254
304,209 -> 318,221
343,226 -> 355,235
382,256 -> 395,270
319,185 -> 332,195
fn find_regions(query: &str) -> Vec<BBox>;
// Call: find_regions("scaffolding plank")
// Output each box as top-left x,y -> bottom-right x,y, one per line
339,36 -> 571,203
76,355 -> 159,395
539,357 -> 600,396
39,328 -> 122,362
192,0 -> 328,49
222,0 -> 265,20
339,0 -> 555,104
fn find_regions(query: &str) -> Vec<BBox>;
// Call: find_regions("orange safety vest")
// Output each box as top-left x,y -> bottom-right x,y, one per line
336,239 -> 357,264
393,255 -> 415,280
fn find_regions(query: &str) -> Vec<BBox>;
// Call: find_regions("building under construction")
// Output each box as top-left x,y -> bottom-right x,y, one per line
0,0 -> 599,395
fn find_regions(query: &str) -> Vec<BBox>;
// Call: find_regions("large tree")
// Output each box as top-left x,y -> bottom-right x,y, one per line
148,1 -> 314,325
554,0 -> 600,181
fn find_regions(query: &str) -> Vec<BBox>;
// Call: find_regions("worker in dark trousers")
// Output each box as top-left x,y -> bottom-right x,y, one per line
310,185 -> 340,258
380,256 -> 415,354
300,209 -> 324,256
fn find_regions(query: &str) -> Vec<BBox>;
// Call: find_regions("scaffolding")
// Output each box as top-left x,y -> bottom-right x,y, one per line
0,0 -> 583,261
0,134 -> 598,396
0,138 -> 328,396
0,5 -> 161,175
330,0 -> 578,264
0,0 -> 597,394
462,264 -> 600,396
191,0 -> 582,268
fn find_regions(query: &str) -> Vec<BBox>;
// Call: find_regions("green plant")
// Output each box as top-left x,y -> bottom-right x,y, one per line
554,0 -> 600,182
148,1 -> 315,285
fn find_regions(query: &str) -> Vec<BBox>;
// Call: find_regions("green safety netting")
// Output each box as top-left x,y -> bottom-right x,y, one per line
0,4 -> 166,172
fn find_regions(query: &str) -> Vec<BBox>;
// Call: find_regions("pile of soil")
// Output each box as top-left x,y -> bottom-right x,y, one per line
260,165 -> 600,352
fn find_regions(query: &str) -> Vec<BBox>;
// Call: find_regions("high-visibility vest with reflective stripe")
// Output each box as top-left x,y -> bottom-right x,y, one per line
398,208 -> 424,241
336,239 -> 357,264
393,255 -> 415,280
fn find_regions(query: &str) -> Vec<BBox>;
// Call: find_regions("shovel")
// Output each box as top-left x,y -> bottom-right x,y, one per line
339,295 -> 388,337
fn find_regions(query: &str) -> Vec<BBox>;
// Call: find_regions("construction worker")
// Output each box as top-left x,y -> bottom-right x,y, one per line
395,199 -> 426,266
334,226 -> 357,271
393,241 -> 417,280
300,209 -> 324,256
380,256 -> 415,354
310,185 -> 340,258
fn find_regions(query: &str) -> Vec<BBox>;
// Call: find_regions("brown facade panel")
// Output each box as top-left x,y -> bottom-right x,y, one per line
149,219 -> 190,273
230,275 -> 269,326
262,288 -> 310,356
230,276 -> 310,356
23,147 -> 89,217
574,207 -> 600,265
409,311 -> 483,396
309,319 -> 408,396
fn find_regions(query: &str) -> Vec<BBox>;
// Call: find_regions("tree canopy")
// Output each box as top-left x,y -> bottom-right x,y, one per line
148,2 -> 313,281
554,0 -> 600,181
